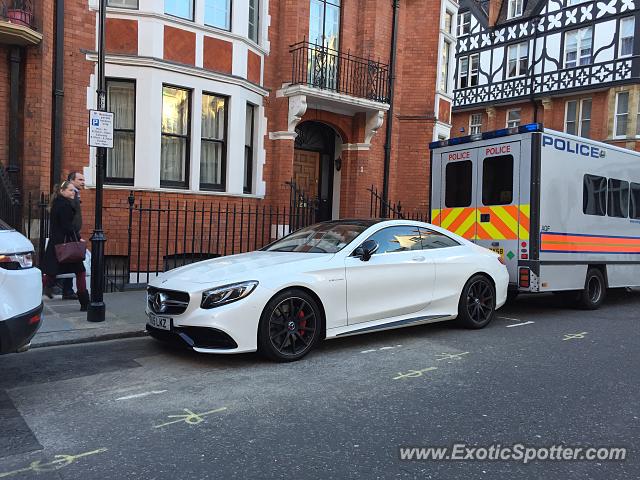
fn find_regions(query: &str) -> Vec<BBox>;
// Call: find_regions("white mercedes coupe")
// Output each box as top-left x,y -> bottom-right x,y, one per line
146,219 -> 509,362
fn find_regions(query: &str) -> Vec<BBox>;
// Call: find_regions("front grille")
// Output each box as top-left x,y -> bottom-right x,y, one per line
147,287 -> 190,315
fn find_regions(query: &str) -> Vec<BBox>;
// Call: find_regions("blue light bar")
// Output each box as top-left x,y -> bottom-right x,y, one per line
429,123 -> 544,149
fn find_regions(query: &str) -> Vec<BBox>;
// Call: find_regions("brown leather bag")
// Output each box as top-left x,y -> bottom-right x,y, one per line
55,235 -> 86,264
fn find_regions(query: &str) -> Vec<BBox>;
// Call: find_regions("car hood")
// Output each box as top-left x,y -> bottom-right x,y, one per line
0,230 -> 34,254
150,251 -> 334,289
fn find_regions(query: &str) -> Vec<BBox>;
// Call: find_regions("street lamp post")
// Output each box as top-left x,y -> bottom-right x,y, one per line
87,0 -> 107,322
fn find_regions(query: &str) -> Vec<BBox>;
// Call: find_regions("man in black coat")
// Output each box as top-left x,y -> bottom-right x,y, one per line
60,171 -> 85,300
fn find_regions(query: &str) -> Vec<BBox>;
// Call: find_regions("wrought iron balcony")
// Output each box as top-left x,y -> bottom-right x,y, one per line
0,0 -> 41,46
290,41 -> 390,104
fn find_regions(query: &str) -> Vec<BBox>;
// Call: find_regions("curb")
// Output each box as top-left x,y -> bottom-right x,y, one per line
30,329 -> 149,349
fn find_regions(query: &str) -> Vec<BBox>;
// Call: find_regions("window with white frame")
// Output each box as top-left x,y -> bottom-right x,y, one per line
620,17 -> 635,57
564,27 -> 592,68
440,41 -> 451,92
244,104 -> 256,194
458,54 -> 479,88
165,0 -> 194,20
248,0 -> 259,42
470,113 -> 482,134
458,11 -> 470,36
205,0 -> 231,30
507,0 -> 523,19
506,109 -> 521,128
161,85 -> 191,188
507,42 -> 529,78
200,93 -> 227,191
614,91 -> 629,138
565,98 -> 591,138
444,11 -> 453,34
106,80 -> 135,184
108,0 -> 138,8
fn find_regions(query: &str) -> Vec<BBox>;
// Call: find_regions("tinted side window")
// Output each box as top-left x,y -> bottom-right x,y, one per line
583,174 -> 607,216
445,161 -> 472,208
366,226 -> 422,254
482,155 -> 513,205
607,178 -> 629,218
419,228 -> 460,249
630,183 -> 640,220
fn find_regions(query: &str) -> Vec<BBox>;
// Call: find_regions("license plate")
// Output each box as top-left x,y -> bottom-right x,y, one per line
147,313 -> 171,331
490,247 -> 504,258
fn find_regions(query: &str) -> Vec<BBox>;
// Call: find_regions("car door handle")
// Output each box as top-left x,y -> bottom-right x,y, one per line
412,256 -> 426,262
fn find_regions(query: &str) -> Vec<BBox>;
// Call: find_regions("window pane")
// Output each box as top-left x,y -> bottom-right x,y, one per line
200,141 -> 224,185
630,183 -> 640,219
244,104 -> 255,193
165,0 -> 193,19
107,131 -> 135,179
580,99 -> 591,138
205,0 -> 230,29
444,11 -> 453,34
108,81 -> 135,130
201,94 -> 225,140
419,228 -> 460,249
583,174 -> 607,216
482,155 -> 513,205
565,100 -> 577,135
445,160 -> 472,208
248,0 -> 259,41
621,17 -> 635,56
440,41 -> 450,91
162,86 -> 189,135
161,136 -> 187,182
607,179 -> 629,218
616,92 -> 629,137
366,226 -> 423,254
108,0 -> 138,8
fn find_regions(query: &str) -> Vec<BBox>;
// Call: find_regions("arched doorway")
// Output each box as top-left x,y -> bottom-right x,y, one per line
294,121 -> 338,221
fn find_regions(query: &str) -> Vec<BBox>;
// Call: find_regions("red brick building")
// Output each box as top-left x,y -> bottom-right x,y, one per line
1,0 -> 457,280
451,0 -> 640,151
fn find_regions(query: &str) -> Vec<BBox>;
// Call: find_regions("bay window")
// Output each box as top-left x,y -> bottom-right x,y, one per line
200,93 -> 227,190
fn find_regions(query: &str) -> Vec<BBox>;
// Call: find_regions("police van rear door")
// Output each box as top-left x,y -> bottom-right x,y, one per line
475,141 -> 523,282
434,147 -> 478,241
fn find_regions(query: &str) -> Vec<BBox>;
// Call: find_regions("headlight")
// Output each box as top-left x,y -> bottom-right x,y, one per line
0,252 -> 34,270
201,281 -> 258,309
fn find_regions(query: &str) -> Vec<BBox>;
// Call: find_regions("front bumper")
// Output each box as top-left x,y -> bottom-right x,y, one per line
0,303 -> 43,354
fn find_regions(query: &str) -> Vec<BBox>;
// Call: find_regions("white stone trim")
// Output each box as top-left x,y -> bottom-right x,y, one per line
269,132 -> 298,140
287,95 -> 308,133
364,110 -> 385,145
342,143 -> 371,151
277,84 -> 390,114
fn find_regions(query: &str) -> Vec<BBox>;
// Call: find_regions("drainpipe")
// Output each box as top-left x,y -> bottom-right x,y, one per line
529,18 -> 540,123
8,47 -> 21,182
52,0 -> 64,188
382,0 -> 400,217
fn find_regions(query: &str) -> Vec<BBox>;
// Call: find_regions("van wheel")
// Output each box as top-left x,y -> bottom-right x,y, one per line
457,275 -> 496,329
577,268 -> 606,310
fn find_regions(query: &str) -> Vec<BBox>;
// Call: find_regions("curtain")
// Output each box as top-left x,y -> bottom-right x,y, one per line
107,81 -> 135,180
161,137 -> 186,182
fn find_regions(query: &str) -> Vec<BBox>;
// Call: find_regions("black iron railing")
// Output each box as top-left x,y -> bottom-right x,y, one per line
286,179 -> 317,231
290,41 -> 390,103
0,0 -> 35,28
0,163 -> 21,230
368,185 -> 428,222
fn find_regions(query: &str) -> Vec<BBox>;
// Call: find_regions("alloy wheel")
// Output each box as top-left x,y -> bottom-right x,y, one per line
268,296 -> 317,357
466,279 -> 494,325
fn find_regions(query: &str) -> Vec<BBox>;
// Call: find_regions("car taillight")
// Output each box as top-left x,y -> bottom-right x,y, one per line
0,252 -> 34,270
519,267 -> 530,288
28,314 -> 41,325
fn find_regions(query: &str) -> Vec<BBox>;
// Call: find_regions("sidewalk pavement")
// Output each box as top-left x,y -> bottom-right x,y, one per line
32,290 -> 149,349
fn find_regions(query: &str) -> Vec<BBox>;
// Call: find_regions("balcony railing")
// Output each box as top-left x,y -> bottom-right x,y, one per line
0,0 -> 34,28
290,41 -> 390,104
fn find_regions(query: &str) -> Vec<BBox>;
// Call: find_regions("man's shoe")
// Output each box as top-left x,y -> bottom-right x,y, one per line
62,292 -> 78,300
78,291 -> 90,312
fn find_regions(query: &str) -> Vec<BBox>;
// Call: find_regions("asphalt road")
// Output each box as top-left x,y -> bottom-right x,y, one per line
1,291 -> 639,479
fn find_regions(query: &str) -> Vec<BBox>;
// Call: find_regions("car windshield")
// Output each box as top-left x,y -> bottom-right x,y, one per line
0,219 -> 12,231
263,221 -> 372,253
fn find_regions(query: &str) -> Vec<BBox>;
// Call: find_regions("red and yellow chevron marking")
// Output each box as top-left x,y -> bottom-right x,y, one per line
431,204 -> 530,241
541,233 -> 640,254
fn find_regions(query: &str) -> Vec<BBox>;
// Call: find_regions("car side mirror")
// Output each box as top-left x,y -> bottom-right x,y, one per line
356,239 -> 379,261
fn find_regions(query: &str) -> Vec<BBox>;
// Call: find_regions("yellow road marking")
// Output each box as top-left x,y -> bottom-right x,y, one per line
154,407 -> 227,428
393,367 -> 437,380
563,332 -> 589,341
0,449 -> 107,478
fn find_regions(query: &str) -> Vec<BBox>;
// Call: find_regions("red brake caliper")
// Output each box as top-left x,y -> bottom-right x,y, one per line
298,309 -> 306,336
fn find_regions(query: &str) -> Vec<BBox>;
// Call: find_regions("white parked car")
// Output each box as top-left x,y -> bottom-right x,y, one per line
146,219 -> 509,361
0,219 -> 42,354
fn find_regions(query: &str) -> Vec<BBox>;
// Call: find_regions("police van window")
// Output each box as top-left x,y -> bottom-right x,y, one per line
445,161 -> 472,208
630,183 -> 640,219
607,179 -> 629,218
583,174 -> 607,216
482,155 -> 513,205
418,228 -> 460,249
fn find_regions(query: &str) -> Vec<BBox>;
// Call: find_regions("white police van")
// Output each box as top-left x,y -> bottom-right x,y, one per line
430,124 -> 640,309
0,219 -> 42,353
